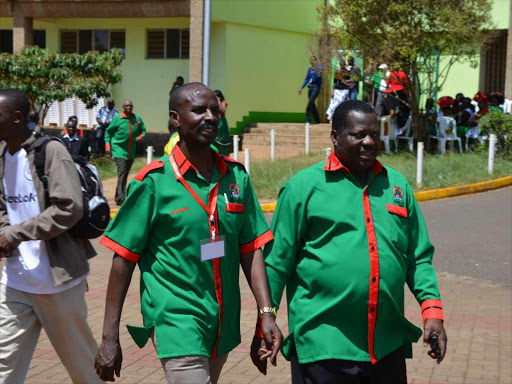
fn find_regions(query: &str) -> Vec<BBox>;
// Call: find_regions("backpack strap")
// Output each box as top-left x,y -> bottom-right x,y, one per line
31,136 -> 62,209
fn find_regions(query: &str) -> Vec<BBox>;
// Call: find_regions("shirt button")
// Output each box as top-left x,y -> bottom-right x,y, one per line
371,246 -> 375,251
367,218 -> 370,223
372,277 -> 377,283
216,285 -> 221,290
370,307 -> 375,313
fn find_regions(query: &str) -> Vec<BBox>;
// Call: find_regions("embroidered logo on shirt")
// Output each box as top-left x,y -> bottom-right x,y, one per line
229,182 -> 241,200
24,163 -> 33,181
6,193 -> 37,204
171,207 -> 189,215
392,186 -> 404,206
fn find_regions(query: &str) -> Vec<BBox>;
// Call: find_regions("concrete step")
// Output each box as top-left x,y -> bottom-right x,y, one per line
236,145 -> 328,163
244,127 -> 331,136
252,122 -> 331,129
244,123 -> 331,134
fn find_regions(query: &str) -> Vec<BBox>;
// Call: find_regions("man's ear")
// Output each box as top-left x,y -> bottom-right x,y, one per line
331,129 -> 339,148
169,110 -> 180,129
13,111 -> 23,124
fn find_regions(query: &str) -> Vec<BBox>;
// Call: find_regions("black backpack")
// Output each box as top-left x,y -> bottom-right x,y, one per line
33,135 -> 110,239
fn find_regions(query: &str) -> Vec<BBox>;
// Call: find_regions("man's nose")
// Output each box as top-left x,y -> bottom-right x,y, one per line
204,109 -> 216,121
362,134 -> 376,147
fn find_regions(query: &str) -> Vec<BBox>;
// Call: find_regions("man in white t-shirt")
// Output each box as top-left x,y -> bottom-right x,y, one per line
0,89 -> 103,384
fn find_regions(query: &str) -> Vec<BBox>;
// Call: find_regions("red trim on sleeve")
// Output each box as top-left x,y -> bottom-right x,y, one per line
105,143 -> 111,151
255,319 -> 265,339
386,204 -> 408,218
100,236 -> 140,263
239,229 -> 274,255
421,299 -> 444,322
134,161 -> 164,181
226,203 -> 245,213
363,175 -> 380,365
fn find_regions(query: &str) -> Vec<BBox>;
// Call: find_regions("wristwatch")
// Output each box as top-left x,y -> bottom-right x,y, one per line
258,306 -> 277,318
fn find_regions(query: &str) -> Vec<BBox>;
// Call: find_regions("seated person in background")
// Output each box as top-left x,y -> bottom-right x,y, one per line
456,98 -> 476,137
424,98 -> 437,136
453,93 -> 465,113
60,120 -> 90,163
475,99 -> 489,121
163,118 -> 179,155
437,96 -> 456,118
488,93 -> 504,113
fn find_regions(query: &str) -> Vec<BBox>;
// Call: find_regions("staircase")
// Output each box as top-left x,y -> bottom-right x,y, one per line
241,122 -> 333,161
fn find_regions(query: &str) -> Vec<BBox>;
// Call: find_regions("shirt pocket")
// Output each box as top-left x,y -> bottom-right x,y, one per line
226,203 -> 245,213
386,204 -> 408,218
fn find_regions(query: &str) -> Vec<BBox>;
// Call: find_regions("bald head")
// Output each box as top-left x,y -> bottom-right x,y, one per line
122,99 -> 133,116
169,82 -> 214,114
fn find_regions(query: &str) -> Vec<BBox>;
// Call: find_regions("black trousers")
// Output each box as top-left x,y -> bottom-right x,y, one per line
94,128 -> 106,157
291,347 -> 407,384
306,84 -> 321,124
114,158 -> 134,204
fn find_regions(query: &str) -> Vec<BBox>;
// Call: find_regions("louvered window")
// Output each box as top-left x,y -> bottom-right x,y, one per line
60,30 -> 126,56
146,29 -> 190,59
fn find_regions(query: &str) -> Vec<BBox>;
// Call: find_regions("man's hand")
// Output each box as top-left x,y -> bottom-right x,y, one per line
298,89 -> 302,96
423,319 -> 447,364
0,234 -> 15,258
135,135 -> 144,143
95,338 -> 123,382
250,314 -> 283,374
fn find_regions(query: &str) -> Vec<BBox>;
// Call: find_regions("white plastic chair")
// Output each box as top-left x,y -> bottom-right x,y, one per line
379,115 -> 397,153
435,116 -> 462,154
465,125 -> 487,151
396,116 -> 414,151
503,99 -> 512,114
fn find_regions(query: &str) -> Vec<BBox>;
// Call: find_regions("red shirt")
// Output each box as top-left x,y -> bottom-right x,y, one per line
386,70 -> 408,93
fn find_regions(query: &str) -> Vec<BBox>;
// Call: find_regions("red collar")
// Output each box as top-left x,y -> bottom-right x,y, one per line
120,112 -> 134,119
323,151 -> 387,176
171,143 -> 228,179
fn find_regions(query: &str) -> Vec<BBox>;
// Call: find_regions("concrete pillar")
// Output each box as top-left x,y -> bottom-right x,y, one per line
189,0 -> 204,83
504,1 -> 512,100
13,3 -> 33,52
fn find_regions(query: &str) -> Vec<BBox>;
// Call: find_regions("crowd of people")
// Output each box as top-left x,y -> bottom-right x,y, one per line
0,84 -> 447,384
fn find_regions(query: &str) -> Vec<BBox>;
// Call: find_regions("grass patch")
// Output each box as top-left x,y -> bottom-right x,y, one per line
250,151 -> 512,200
91,157 -> 147,180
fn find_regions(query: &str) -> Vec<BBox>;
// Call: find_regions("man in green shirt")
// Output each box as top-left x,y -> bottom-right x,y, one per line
251,100 -> 447,383
95,83 -> 282,384
105,99 -> 146,206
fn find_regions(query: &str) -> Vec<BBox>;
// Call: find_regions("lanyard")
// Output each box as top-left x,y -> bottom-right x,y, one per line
169,153 -> 221,241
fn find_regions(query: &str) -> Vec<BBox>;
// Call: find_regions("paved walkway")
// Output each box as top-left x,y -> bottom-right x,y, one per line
17,186 -> 512,383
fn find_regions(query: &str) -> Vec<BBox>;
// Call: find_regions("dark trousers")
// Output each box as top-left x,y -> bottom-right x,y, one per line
94,128 -> 105,157
306,84 -> 321,124
292,347 -> 407,384
114,158 -> 134,204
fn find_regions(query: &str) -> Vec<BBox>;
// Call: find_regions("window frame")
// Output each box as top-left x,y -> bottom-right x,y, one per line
146,28 -> 189,60
59,29 -> 126,55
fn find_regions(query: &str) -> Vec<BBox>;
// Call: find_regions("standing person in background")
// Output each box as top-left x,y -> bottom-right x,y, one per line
62,115 -> 83,137
60,119 -> 90,162
105,100 -> 146,206
163,118 -> 180,155
95,99 -> 119,158
326,65 -> 349,122
170,76 -> 184,95
213,90 -> 231,156
345,56 -> 361,101
298,56 -> 323,125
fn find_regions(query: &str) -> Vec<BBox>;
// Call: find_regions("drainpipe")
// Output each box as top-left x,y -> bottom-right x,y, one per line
202,0 -> 211,86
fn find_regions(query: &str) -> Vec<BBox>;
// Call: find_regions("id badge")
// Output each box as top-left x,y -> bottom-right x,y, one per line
200,235 -> 226,261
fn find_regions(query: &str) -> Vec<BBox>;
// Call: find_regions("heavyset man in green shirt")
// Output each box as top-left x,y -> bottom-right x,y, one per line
95,83 -> 282,384
252,100 -> 447,383
105,99 -> 146,206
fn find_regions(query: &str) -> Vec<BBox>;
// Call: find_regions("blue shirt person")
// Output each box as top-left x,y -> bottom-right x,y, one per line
94,99 -> 119,157
298,56 -> 323,124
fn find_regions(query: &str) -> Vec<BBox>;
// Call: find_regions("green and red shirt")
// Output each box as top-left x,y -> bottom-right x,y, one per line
263,152 -> 443,364
105,112 -> 146,160
100,144 -> 272,359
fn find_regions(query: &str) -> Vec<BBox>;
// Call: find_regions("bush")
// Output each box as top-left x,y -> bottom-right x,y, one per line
479,110 -> 512,157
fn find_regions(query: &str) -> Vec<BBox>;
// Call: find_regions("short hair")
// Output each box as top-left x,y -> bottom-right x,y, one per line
214,90 -> 225,102
0,88 -> 30,117
177,76 -> 184,81
169,82 -> 206,112
331,100 -> 376,133
68,115 -> 78,121
28,110 -> 39,123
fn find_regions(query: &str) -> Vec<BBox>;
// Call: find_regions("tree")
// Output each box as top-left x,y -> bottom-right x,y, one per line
0,46 -> 123,122
314,0 -> 494,140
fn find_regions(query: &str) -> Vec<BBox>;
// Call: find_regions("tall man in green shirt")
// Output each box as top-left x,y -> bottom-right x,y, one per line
105,99 -> 146,206
95,83 -> 282,384
252,100 -> 447,383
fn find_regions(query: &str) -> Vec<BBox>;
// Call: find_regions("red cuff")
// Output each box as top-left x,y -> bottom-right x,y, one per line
421,299 -> 444,322
105,143 -> 111,150
254,316 -> 264,338
239,229 -> 274,255
100,236 -> 140,263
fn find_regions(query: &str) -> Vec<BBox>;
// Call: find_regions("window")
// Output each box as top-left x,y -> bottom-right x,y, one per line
0,30 -> 46,54
482,29 -> 507,94
146,29 -> 189,59
60,30 -> 126,55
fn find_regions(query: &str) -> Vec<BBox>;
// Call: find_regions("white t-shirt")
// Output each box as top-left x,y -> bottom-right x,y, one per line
1,148 -> 84,294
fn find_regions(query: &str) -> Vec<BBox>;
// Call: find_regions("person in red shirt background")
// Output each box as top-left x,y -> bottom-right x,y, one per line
385,70 -> 410,128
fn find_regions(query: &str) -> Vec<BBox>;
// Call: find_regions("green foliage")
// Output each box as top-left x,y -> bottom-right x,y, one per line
479,111 -> 512,157
315,0 -> 493,139
0,46 -> 123,120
